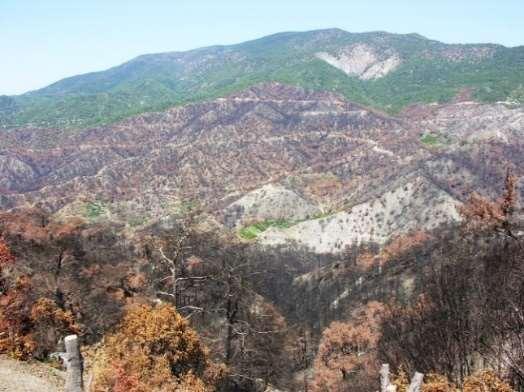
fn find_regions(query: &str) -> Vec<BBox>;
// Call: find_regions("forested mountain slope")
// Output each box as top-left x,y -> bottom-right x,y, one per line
1,28 -> 523,128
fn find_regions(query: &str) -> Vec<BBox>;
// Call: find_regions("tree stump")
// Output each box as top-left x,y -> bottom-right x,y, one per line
407,372 -> 424,392
64,334 -> 83,392
380,363 -> 390,392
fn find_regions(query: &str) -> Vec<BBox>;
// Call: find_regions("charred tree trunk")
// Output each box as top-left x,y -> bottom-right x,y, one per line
225,271 -> 239,365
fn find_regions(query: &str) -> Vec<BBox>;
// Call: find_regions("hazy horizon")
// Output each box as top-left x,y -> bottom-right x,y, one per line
2,0 -> 524,95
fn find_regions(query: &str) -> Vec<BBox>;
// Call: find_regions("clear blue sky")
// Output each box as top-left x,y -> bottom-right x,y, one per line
2,0 -> 523,95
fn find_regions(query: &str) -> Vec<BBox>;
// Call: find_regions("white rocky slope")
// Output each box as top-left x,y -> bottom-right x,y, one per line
412,102 -> 524,143
223,184 -> 320,228
258,176 -> 461,254
316,44 -> 401,80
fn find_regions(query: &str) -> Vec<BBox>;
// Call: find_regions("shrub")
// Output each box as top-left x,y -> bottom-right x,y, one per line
381,230 -> 430,262
92,303 -> 227,391
0,277 -> 78,359
393,371 -> 513,392
391,366 -> 410,391
422,374 -> 456,392
0,238 -> 78,359
0,237 -> 15,268
463,371 -> 513,392
238,219 -> 293,240
392,368 -> 455,392
0,236 -> 15,292
30,298 -> 80,358
312,301 -> 384,392
0,276 -> 37,359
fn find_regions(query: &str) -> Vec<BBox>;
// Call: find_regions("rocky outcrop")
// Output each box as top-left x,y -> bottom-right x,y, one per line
258,176 -> 461,254
223,184 -> 320,228
0,155 -> 39,191
316,44 -> 401,80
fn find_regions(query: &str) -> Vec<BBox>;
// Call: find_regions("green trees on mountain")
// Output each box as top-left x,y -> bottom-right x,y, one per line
3,29 -> 523,129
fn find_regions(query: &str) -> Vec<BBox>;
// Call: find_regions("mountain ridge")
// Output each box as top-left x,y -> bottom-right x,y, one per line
1,28 -> 523,129
1,82 -> 522,252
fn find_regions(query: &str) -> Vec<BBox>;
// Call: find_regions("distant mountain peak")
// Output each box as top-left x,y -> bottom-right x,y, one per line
406,32 -> 429,40
1,28 -> 522,129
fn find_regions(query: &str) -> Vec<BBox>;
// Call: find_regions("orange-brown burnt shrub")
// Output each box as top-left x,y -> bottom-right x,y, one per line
0,238 -> 78,359
0,276 -> 37,359
382,230 -> 430,261
30,298 -> 80,358
355,251 -> 377,272
459,169 -> 516,235
393,371 -> 513,392
463,371 -> 514,392
109,362 -> 142,392
0,237 -> 15,268
92,303 -> 227,392
0,277 -> 78,359
393,370 -> 456,392
0,236 -> 15,292
393,369 -> 455,392
312,301 -> 385,392
421,374 -> 456,392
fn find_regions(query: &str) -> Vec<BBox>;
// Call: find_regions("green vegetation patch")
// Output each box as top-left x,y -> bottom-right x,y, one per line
166,199 -> 201,218
238,210 -> 336,240
238,219 -> 293,240
84,201 -> 106,219
420,132 -> 452,147
311,210 -> 334,220
128,215 -> 149,227
420,133 -> 440,145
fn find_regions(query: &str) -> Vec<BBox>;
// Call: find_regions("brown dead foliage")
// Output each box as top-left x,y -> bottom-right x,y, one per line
91,303 -> 227,392
0,239 -> 78,359
391,370 -> 513,392
0,277 -> 78,359
312,301 -> 385,392
459,169 -> 517,237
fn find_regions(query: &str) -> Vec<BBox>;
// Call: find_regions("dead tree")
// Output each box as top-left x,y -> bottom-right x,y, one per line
156,221 -> 192,305
153,212 -> 208,318
152,226 -> 291,386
